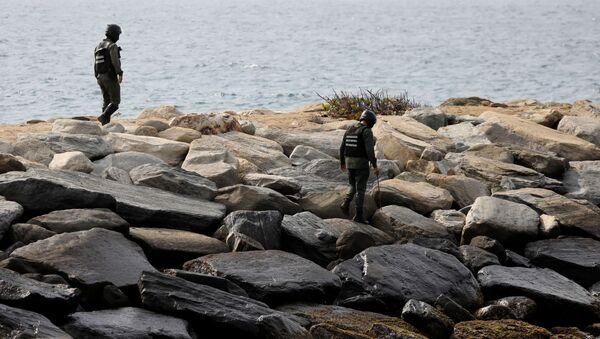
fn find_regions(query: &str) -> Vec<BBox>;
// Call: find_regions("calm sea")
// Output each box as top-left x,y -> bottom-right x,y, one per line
1,0 -> 599,123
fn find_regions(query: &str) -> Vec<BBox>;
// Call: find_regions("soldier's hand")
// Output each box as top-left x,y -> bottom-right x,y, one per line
340,164 -> 346,172
117,74 -> 123,84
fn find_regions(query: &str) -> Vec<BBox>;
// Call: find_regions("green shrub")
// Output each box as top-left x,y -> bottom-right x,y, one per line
318,89 -> 421,120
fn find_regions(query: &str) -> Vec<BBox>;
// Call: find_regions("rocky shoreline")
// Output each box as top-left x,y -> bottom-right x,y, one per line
0,98 -> 599,338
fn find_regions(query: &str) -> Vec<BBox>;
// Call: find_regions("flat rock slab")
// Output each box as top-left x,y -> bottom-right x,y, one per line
13,133 -> 112,165
104,133 -> 189,166
280,212 -> 339,266
28,208 -> 129,234
478,265 -> 600,323
12,228 -> 156,288
371,205 -> 455,243
184,250 -> 341,305
52,119 -> 104,135
62,307 -> 194,339
210,132 -> 291,172
425,173 -> 490,208
256,128 -> 344,158
215,184 -> 301,215
219,210 -> 283,250
0,153 -> 27,174
332,243 -> 483,314
0,303 -> 72,339
524,237 -> 600,287
563,161 -> 600,205
374,179 -> 453,214
0,169 -> 225,232
0,267 -> 80,316
92,151 -> 166,175
451,319 -> 551,339
278,303 -> 426,339
289,145 -> 335,166
242,173 -> 301,195
494,188 -> 600,239
130,227 -> 228,267
138,271 -> 307,338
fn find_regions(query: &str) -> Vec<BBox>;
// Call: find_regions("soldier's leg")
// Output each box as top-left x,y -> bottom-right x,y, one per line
99,77 -> 121,125
341,169 -> 357,215
353,168 -> 371,223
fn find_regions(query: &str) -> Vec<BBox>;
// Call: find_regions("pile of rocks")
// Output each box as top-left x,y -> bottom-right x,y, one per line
0,98 -> 599,338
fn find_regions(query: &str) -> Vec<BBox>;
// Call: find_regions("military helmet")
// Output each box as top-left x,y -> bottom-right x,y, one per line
105,24 -> 122,41
359,109 -> 377,127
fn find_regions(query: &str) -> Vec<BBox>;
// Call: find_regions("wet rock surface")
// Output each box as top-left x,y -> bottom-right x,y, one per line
0,303 -> 72,338
280,211 -> 340,266
401,299 -> 454,339
28,208 -> 129,234
218,210 -> 283,250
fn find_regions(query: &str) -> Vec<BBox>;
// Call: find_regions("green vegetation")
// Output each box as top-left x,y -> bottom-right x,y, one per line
318,89 -> 421,120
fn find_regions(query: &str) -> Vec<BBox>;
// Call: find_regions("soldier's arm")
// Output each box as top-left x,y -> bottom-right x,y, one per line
363,128 -> 378,168
339,131 -> 347,167
109,44 -> 123,76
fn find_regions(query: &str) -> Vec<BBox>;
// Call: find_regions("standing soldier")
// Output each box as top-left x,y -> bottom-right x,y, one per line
95,24 -> 123,125
339,110 -> 379,223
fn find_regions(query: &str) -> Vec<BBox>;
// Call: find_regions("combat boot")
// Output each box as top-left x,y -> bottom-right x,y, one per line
340,199 -> 351,216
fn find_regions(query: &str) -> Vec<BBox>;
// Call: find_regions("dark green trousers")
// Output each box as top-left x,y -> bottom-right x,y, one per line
97,73 -> 120,113
345,168 -> 370,216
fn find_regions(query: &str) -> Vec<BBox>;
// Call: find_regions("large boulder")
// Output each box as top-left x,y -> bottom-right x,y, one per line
103,133 -> 189,166
563,161 -> 600,204
158,126 -> 203,143
163,269 -> 248,297
425,173 -> 490,208
280,212 -> 339,266
464,144 -> 514,163
0,153 -> 26,174
451,320 -> 551,339
510,147 -> 569,179
215,132 -> 290,171
289,145 -> 335,166
401,299 -> 454,339
478,265 -> 600,323
49,151 -> 95,173
242,173 -> 301,195
0,303 -> 72,338
557,116 -> 600,147
332,244 -> 483,314
372,179 -> 453,214
8,223 -> 56,244
300,187 -> 377,220
138,271 -> 308,338
52,119 -> 104,135
184,250 -> 341,305
0,198 -> 23,239
169,112 -> 241,134
137,105 -> 182,120
11,228 -> 156,289
431,209 -> 466,237
494,188 -> 600,239
372,121 -> 426,168
13,133 -> 112,165
524,237 -> 600,287
478,111 -> 600,161
215,184 -> 301,215
218,210 -> 283,250
458,245 -> 501,274
371,205 -> 455,243
0,169 -> 225,232
91,151 -> 166,176
62,307 -> 194,339
405,107 -> 448,130
380,116 -> 454,152
181,139 -> 240,187
255,127 -> 344,158
0,141 -> 14,154
438,122 -> 491,151
101,166 -> 132,184
27,208 -> 129,234
462,196 -> 539,246
129,163 -> 217,200
327,218 -> 395,259
130,227 -> 228,267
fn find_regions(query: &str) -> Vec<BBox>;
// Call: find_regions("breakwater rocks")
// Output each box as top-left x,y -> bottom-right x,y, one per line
0,99 -> 599,338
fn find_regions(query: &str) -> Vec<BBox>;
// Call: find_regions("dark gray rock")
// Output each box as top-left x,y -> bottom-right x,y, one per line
62,307 -> 194,339
215,184 -> 302,215
13,132 -> 112,165
511,147 -> 568,179
27,208 -> 129,234
11,228 -> 156,289
140,119 -> 170,132
255,127 -> 344,158
93,151 -> 166,176
409,237 -> 461,259
459,245 -> 501,274
434,294 -> 475,323
24,273 -> 69,285
183,250 -> 341,305
129,163 -> 217,201
332,219 -> 395,259
478,265 -> 600,323
0,153 -> 26,174
280,212 -> 338,266
242,173 -> 301,195
470,236 -> 506,262
0,303 -> 72,338
300,187 -> 378,220
0,267 -> 80,316
138,270 -> 307,338
431,209 -> 466,238
0,169 -> 226,232
129,227 -> 228,268
504,249 -> 534,268
163,269 -> 248,297
0,141 -> 14,155
101,166 -> 132,184
490,296 -> 537,321
8,223 -> 57,245
226,231 -> 265,251
371,205 -> 455,243
0,198 -> 24,239
524,237 -> 600,287
563,161 -> 600,205
401,299 -> 454,339
474,305 -> 515,320
332,244 -> 483,314
405,107 -> 448,130
218,210 -> 283,250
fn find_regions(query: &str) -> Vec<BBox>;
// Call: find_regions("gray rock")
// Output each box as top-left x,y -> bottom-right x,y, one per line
240,120 -> 256,135
9,223 -> 56,244
256,127 -> 344,158
215,184 -> 301,215
494,188 -> 600,239
62,307 -> 194,339
0,199 -> 23,239
557,115 -> 600,147
332,244 -> 483,314
504,249 -> 534,268
420,146 -> 445,161
0,140 -> 15,154
129,227 -> 228,267
300,187 -> 377,220
0,169 -> 225,232
563,161 -> 600,204
404,107 -> 448,130
268,165 -> 344,195
0,267 -> 80,316
49,151 -> 95,173
371,205 -> 455,243
11,228 -> 156,289
462,196 -> 539,246
181,139 -> 240,187
13,133 -> 112,165
163,269 -> 248,297
0,303 -> 72,338
28,208 -> 129,234
539,214 -> 560,238
438,122 -> 491,151
431,209 -> 466,238
102,122 -> 125,133
330,219 -> 394,259
133,125 -> 159,137
256,314 -> 310,339
372,179 -> 453,214
140,119 -> 170,132
101,166 -> 132,184
52,119 -> 103,135
510,147 -> 568,179
103,133 -> 189,166
130,163 -> 217,200
289,145 -> 335,166
226,232 -> 265,251
490,296 -> 537,321
183,250 -> 341,305
434,294 -> 475,323
478,265 -> 600,323
458,245 -> 501,274
464,144 -> 514,163
280,212 -> 339,266
401,299 -> 454,339
469,236 -> 506,262
242,173 -> 301,195
409,237 -> 461,259
158,127 -> 203,143
137,105 -> 182,120
475,305 -> 515,320
0,153 -> 26,174
92,151 -> 166,176
451,319 -> 551,338
425,173 -> 491,209
219,210 -> 283,250
138,270 -> 305,338
524,237 -> 600,287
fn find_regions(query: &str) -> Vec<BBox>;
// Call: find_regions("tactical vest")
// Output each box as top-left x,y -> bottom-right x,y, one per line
344,123 -> 368,158
94,41 -> 113,76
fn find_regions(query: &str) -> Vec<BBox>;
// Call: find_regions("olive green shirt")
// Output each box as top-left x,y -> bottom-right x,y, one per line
107,41 -> 123,76
340,122 -> 378,170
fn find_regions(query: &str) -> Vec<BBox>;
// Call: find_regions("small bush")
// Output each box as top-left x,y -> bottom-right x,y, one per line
318,89 -> 421,120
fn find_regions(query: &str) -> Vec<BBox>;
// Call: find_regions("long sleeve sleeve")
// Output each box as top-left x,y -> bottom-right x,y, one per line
339,131 -> 347,166
109,44 -> 123,75
363,128 -> 377,168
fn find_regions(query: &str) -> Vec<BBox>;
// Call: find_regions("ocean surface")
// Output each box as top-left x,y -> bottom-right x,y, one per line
1,0 -> 599,123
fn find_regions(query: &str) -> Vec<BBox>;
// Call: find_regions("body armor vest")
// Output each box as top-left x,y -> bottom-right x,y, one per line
344,124 -> 368,158
94,41 -> 113,76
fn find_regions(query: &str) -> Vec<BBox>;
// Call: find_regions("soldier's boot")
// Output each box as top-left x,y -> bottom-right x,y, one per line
352,193 -> 367,223
340,198 -> 352,216
352,211 -> 367,224
98,103 -> 119,125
